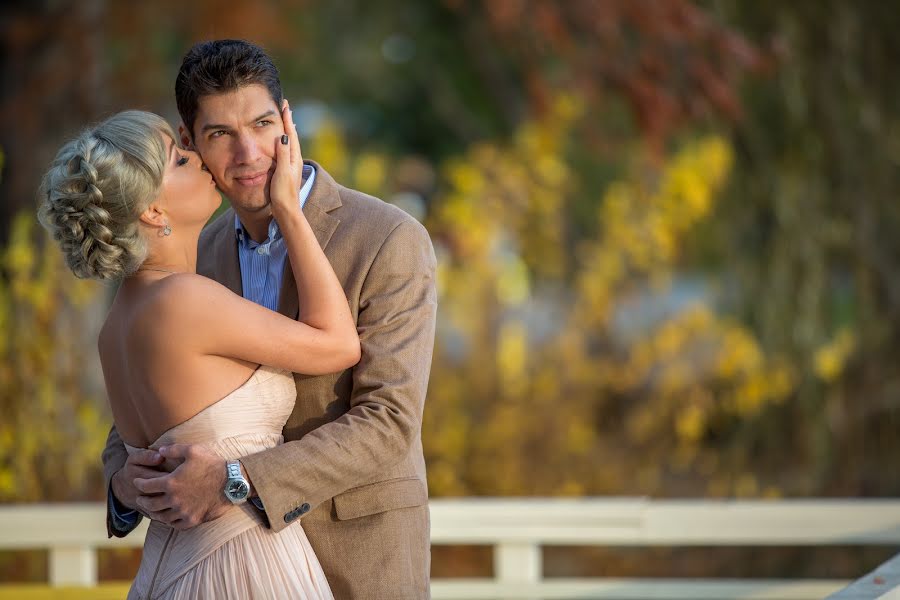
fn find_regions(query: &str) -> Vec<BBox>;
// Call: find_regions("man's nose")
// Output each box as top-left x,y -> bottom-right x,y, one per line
232,133 -> 263,164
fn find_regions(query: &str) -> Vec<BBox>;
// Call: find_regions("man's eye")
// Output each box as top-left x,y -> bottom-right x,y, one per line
210,130 -> 227,138
177,155 -> 189,166
257,120 -> 272,127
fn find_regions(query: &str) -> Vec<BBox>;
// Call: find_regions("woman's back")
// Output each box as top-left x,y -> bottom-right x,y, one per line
98,274 -> 259,449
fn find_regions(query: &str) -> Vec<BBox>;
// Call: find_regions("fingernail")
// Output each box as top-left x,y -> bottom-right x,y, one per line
281,134 -> 289,145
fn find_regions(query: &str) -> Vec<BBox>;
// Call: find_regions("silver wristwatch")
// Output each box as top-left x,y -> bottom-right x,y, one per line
224,461 -> 250,504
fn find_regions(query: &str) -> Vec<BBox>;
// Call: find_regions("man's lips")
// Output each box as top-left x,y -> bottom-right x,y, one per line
233,171 -> 269,187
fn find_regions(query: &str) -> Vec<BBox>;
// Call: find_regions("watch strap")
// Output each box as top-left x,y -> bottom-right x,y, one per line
226,461 -> 243,479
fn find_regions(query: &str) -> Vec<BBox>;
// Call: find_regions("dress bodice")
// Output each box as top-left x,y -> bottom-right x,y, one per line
124,365 -> 296,459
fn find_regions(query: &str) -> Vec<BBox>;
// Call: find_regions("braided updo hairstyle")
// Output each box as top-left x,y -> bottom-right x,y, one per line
37,111 -> 177,280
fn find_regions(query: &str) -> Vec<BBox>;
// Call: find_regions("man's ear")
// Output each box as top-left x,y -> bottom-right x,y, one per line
138,203 -> 168,228
178,123 -> 194,150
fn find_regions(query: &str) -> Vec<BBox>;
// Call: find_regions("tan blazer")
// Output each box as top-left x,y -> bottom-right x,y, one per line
102,161 -> 436,599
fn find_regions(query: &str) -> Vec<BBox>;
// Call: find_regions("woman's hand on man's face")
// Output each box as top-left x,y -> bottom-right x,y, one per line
269,99 -> 304,216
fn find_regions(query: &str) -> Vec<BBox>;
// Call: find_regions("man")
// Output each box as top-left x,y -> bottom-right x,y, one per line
101,39 -> 436,599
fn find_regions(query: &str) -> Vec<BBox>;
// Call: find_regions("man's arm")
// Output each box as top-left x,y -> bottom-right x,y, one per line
240,217 -> 437,532
107,486 -> 141,534
101,425 -> 167,537
101,425 -> 141,538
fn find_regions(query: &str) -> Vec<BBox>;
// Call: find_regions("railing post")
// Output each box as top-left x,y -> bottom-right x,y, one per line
494,541 -> 541,584
49,545 -> 96,587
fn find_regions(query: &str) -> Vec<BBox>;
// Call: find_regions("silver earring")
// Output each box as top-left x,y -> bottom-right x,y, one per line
159,222 -> 172,237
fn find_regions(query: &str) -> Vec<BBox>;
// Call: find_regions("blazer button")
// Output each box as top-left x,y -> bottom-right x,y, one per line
299,503 -> 310,515
283,510 -> 297,523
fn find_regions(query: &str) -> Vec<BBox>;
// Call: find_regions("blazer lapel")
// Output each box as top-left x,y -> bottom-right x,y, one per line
276,161 -> 342,318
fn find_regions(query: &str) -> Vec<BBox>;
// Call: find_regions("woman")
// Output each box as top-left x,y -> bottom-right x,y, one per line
38,106 -> 352,599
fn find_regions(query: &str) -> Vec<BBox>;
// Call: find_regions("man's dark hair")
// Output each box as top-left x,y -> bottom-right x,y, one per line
175,39 -> 283,138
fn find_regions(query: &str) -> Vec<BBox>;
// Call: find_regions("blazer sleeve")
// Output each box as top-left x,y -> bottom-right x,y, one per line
239,217 -> 437,533
101,424 -> 144,538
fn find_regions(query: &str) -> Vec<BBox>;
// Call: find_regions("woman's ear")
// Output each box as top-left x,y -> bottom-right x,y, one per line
138,203 -> 168,228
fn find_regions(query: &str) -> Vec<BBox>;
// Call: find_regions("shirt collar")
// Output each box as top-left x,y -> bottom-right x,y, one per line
235,163 -> 317,242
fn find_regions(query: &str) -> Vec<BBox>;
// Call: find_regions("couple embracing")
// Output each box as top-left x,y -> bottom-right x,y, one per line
38,39 -> 435,599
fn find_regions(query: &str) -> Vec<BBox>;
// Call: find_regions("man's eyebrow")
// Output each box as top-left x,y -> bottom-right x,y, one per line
200,122 -> 231,134
250,110 -> 277,123
199,111 -> 278,134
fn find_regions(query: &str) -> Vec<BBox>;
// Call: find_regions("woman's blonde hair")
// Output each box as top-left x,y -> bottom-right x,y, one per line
37,110 -> 177,280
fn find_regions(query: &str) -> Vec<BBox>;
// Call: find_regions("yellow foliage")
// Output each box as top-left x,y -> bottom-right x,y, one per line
497,322 -> 527,397
419,99 -> 794,498
307,119 -> 348,182
813,328 -> 856,382
576,139 -> 734,330
412,97 -> 794,495
352,153 -> 387,195
0,213 -> 106,502
676,403 -> 707,443
495,257 -> 530,306
735,473 -> 759,497
565,420 -> 594,456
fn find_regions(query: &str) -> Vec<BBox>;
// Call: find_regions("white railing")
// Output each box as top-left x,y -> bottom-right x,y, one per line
1,498 -> 899,599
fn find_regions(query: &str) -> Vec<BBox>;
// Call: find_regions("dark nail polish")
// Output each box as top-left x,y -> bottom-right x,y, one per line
281,134 -> 289,145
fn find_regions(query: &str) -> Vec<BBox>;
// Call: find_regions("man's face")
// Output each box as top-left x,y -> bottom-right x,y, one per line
185,84 -> 283,216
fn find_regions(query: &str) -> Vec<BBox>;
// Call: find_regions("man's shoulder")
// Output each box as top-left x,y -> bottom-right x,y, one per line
200,207 -> 234,244
197,208 -> 234,277
306,161 -> 426,243
333,183 -> 428,244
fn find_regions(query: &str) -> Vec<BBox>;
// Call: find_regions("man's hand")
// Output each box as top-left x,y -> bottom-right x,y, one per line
132,444 -> 232,530
111,449 -> 166,512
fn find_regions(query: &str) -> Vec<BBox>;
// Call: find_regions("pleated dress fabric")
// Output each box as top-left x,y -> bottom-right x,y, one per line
124,366 -> 333,600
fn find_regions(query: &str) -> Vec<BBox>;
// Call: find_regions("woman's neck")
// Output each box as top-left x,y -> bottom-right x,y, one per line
139,230 -> 200,274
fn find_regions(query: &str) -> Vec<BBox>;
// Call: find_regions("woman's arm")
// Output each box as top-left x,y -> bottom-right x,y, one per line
270,102 -> 356,337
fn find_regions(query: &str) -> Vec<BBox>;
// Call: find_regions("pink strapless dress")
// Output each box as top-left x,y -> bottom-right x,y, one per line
124,366 -> 333,600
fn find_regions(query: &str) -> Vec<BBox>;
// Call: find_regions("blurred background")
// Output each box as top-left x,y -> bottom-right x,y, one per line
1,0 -> 899,586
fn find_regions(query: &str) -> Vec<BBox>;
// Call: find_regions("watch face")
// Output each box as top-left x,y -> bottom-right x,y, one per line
226,480 -> 250,500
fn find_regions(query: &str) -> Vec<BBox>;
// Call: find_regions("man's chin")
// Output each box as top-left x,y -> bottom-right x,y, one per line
243,201 -> 272,213
228,192 -> 271,213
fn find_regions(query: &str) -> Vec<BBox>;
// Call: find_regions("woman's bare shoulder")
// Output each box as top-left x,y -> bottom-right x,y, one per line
139,273 -> 235,321
155,272 -> 227,293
